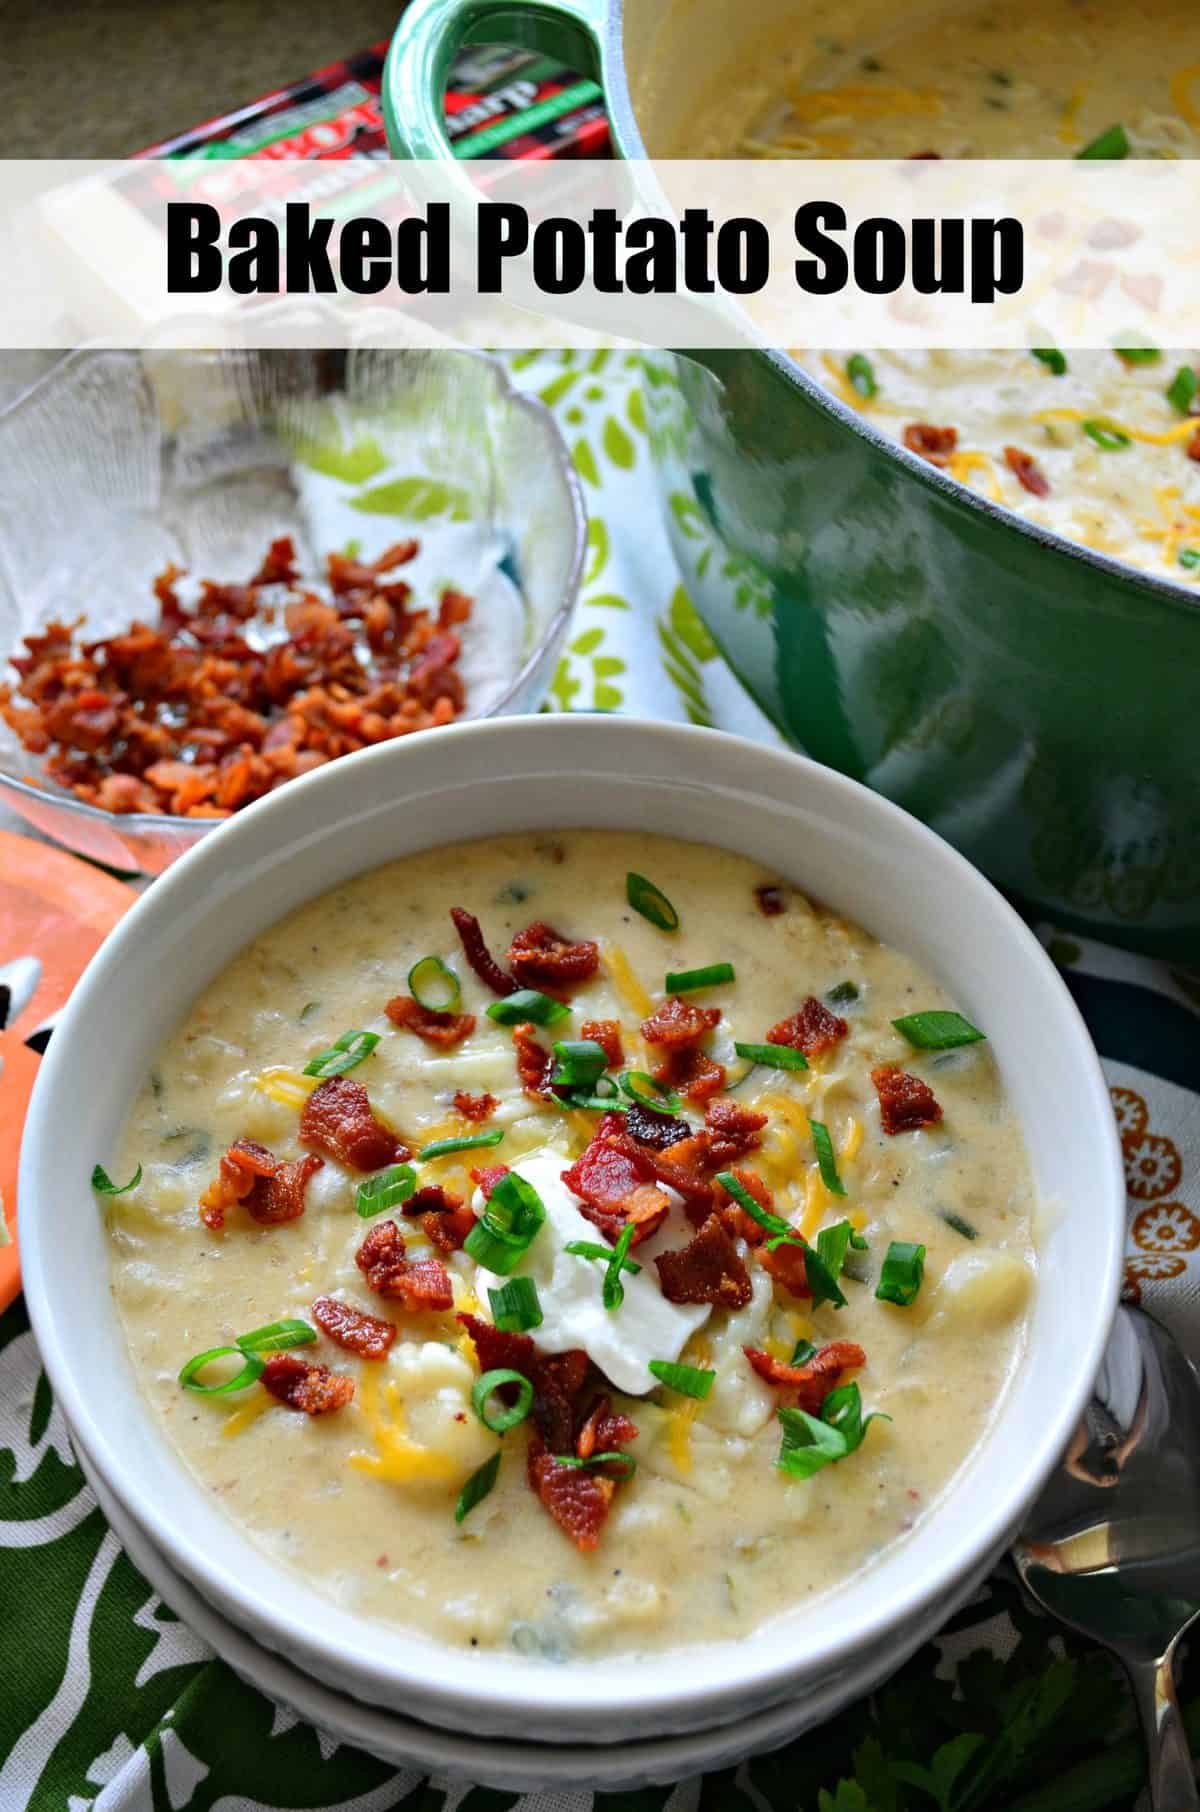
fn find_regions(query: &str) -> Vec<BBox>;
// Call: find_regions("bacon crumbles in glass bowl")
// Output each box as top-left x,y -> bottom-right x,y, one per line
0,349 -> 583,874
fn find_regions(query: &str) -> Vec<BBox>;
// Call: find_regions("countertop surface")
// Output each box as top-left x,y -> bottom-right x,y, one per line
4,0 -> 399,157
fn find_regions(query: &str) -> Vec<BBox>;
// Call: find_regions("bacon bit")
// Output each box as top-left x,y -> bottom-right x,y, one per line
654,1045 -> 727,1104
655,1212 -> 753,1309
527,1442 -> 615,1552
512,1022 -> 554,1099
743,1341 -> 867,1413
872,1064 -> 943,1134
705,1097 -> 767,1167
355,1220 -> 454,1310
561,1132 -> 670,1247
623,1099 -> 691,1150
453,1090 -> 497,1123
575,1394 -> 637,1461
755,883 -> 787,916
300,1078 -> 407,1172
1188,426 -> 1200,465
767,996 -> 849,1058
384,993 -> 476,1048
507,921 -> 600,991
449,906 -> 516,996
311,1294 -> 397,1360
903,423 -> 958,466
438,586 -> 473,628
722,1165 -> 774,1245
1004,446 -> 1051,497
758,1237 -> 814,1298
261,1352 -> 355,1415
0,538 -> 474,819
580,1018 -> 623,1069
423,1202 -> 477,1253
197,1138 -> 322,1231
627,1131 -> 716,1218
402,1183 -> 463,1217
470,1164 -> 510,1200
641,996 -> 722,1047
458,1315 -> 588,1451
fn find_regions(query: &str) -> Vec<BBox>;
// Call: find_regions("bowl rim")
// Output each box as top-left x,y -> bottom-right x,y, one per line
18,715 -> 1126,1730
0,345 -> 587,839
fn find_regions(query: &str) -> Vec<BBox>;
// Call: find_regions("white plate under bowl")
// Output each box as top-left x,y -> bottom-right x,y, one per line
20,715 -> 1126,1746
72,1417 -> 991,1793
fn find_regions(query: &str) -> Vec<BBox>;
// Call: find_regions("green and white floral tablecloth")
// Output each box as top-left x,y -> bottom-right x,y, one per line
2,352 -> 1199,1812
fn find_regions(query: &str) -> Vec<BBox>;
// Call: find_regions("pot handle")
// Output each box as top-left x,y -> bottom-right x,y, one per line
384,0 -> 609,159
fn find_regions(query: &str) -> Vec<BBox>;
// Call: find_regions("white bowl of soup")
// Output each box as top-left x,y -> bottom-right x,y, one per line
19,715 -> 1124,1746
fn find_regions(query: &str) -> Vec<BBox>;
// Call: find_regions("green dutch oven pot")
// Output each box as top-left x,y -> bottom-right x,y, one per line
385,0 -> 1199,961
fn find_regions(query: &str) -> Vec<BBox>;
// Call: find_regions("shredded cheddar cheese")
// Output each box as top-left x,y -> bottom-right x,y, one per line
601,942 -> 653,1020
350,1370 -> 458,1487
1056,80 -> 1090,146
840,1116 -> 863,1163
221,1390 -> 273,1438
1033,407 -> 1200,447
255,1066 -> 317,1108
1170,61 -> 1200,127
948,449 -> 1004,503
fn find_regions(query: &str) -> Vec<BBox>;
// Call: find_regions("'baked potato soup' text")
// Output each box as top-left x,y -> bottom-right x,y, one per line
103,831 -> 1035,1659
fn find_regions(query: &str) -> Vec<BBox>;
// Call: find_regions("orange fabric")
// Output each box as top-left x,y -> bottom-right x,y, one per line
0,831 -> 137,1309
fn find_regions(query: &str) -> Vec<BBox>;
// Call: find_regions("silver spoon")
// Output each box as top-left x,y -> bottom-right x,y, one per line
1012,1303 -> 1200,1812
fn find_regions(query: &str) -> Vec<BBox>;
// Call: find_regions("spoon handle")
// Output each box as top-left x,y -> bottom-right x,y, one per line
1129,1649 -> 1198,1812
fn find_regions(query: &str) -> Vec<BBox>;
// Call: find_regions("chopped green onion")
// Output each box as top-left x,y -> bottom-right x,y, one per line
1082,418 -> 1131,451
802,1244 -> 847,1311
716,1170 -> 798,1244
816,1219 -> 869,1293
618,1070 -> 683,1112
549,1038 -> 609,1091
419,1129 -> 504,1160
733,1041 -> 808,1073
939,1209 -> 978,1240
407,954 -> 461,1012
892,1010 -> 985,1051
825,980 -> 859,1006
790,1338 -> 818,1367
463,1170 -> 546,1275
560,1093 -> 629,1114
1167,365 -> 1199,415
472,1367 -> 534,1434
808,1119 -> 847,1197
1114,345 -> 1160,365
91,1162 -> 142,1195
1031,348 -> 1067,376
486,990 -> 571,1027
302,1029 -> 380,1078
551,1451 -> 638,1480
664,961 -> 735,993
1180,548 -> 1200,571
1076,123 -> 1129,159
776,1383 -> 889,1479
179,1345 -> 265,1396
355,1163 -> 417,1217
626,872 -> 679,932
648,1359 -> 715,1399
488,1277 -> 543,1333
564,1240 -> 642,1273
876,1240 -> 926,1306
604,1222 -> 636,1311
846,353 -> 877,399
455,1451 -> 501,1523
236,1319 -> 317,1354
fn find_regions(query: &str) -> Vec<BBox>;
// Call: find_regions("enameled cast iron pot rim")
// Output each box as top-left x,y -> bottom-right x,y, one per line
383,0 -> 1200,625
18,714 -> 1126,1741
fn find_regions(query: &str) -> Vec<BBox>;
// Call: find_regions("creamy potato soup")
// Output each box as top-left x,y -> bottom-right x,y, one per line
103,831 -> 1035,1659
692,0 -> 1200,583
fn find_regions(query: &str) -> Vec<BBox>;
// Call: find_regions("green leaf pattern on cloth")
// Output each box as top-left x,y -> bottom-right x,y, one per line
3,352 -> 1198,1810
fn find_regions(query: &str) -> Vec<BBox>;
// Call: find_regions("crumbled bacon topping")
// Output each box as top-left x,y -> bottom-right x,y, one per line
507,921 -> 600,991
656,1045 -> 727,1104
871,1064 -> 943,1134
755,883 -> 787,916
423,1202 -> 478,1253
355,1219 -> 454,1310
623,1099 -> 690,1150
197,1138 -> 323,1231
704,1097 -> 767,1167
640,995 -> 726,1103
758,1235 -> 814,1298
449,906 -> 516,996
299,1078 -> 407,1172
312,1294 -> 397,1361
903,423 -> 958,466
743,1341 -> 866,1413
767,996 -> 849,1058
0,538 -> 472,818
452,1090 -> 497,1123
512,1021 -> 554,1098
402,1183 -> 463,1217
1188,426 -> 1200,464
1004,446 -> 1051,497
470,1164 -> 510,1200
655,1212 -> 753,1309
561,1127 -> 671,1247
384,993 -> 476,1048
580,1018 -> 623,1069
721,1164 -> 774,1245
641,997 -> 722,1047
261,1352 -> 355,1415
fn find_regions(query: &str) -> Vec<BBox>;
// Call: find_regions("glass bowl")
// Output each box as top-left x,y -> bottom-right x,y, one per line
0,349 -> 584,874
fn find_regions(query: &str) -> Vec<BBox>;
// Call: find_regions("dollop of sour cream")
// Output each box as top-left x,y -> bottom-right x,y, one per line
474,1152 -> 710,1396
